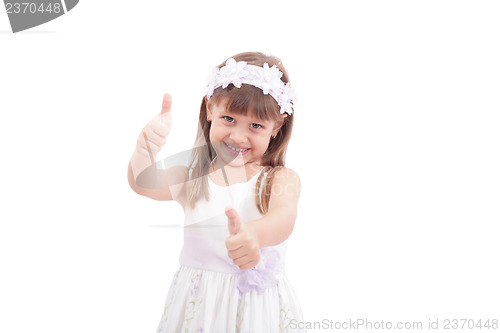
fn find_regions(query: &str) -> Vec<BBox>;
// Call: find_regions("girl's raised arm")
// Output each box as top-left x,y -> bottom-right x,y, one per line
128,93 -> 188,202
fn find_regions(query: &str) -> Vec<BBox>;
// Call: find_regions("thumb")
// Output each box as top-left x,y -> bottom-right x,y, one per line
160,93 -> 172,115
225,206 -> 241,236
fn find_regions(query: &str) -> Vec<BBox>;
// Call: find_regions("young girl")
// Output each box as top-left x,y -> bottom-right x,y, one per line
128,52 -> 305,332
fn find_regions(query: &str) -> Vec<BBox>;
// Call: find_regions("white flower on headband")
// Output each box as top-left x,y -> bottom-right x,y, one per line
206,67 -> 220,98
256,62 -> 283,95
218,58 -> 249,89
278,82 -> 296,115
205,58 -> 295,115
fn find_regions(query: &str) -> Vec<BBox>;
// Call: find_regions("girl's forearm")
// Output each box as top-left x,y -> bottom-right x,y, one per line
247,206 -> 297,248
129,149 -> 155,185
128,150 -> 167,193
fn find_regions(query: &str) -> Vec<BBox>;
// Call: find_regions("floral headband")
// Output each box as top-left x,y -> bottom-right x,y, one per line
205,58 -> 296,116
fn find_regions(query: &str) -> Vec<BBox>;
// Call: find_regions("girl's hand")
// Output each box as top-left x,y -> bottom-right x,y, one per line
136,93 -> 172,158
225,206 -> 261,270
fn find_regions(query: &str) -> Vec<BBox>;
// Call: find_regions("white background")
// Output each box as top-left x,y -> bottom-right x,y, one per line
1,1 -> 499,332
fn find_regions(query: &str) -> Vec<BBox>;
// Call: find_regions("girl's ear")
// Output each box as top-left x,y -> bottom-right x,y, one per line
271,114 -> 287,137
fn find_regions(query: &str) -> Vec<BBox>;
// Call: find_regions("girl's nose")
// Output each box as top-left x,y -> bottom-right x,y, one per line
229,128 -> 247,145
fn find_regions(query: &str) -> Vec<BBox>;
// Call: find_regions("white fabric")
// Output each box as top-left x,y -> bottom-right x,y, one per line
156,168 -> 305,332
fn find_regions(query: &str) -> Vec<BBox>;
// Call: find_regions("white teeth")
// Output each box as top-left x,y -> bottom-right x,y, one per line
225,142 -> 248,152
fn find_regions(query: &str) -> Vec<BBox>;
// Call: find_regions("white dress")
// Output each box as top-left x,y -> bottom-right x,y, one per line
156,168 -> 305,333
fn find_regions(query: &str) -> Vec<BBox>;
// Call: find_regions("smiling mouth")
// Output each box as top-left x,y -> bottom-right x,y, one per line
224,142 -> 250,152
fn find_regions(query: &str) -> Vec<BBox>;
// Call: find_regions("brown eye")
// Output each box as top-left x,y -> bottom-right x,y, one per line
250,123 -> 262,129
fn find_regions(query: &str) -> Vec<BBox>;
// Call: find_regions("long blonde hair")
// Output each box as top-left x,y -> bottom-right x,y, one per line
186,52 -> 294,214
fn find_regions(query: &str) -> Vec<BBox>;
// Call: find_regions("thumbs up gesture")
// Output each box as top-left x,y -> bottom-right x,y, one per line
225,206 -> 261,270
136,93 -> 172,158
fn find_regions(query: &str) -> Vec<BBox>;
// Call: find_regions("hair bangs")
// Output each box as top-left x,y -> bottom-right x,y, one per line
218,84 -> 281,122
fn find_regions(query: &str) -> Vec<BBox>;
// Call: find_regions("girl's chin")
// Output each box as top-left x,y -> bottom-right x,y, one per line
217,152 -> 246,167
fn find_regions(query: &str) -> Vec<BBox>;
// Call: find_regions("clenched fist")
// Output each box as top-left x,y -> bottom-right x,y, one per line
225,206 -> 261,270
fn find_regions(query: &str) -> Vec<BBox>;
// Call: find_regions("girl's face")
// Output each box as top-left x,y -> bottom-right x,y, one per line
207,98 -> 283,168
